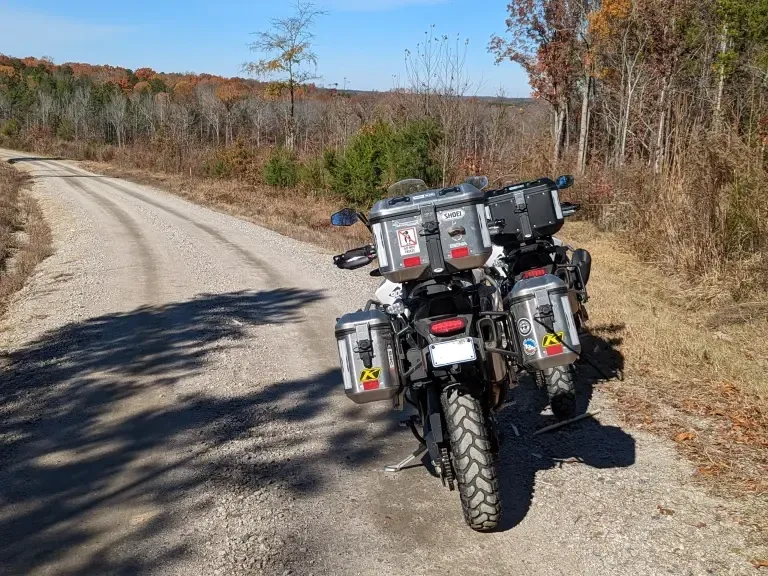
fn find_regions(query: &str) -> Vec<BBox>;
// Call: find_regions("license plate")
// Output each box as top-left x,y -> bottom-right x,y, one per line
430,338 -> 476,368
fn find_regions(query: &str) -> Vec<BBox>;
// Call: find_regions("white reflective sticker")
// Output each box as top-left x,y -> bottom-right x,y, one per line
552,189 -> 563,220
372,223 -> 389,267
562,295 -> 580,346
338,340 -> 353,390
477,204 -> 492,247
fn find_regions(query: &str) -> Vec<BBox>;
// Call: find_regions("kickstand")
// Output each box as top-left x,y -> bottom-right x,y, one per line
384,444 -> 427,473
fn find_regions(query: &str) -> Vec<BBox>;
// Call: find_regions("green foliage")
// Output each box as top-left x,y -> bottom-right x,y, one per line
56,118 -> 74,141
148,77 -> 169,94
264,147 -> 299,187
327,121 -> 394,205
389,119 -> 442,184
1,119 -> 21,138
324,119 -> 442,206
298,155 -> 329,191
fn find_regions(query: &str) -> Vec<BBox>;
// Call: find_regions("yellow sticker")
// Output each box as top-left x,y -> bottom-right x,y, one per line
360,367 -> 382,382
542,332 -> 565,347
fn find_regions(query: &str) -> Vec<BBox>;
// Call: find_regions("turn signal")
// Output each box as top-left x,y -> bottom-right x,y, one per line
430,317 -> 467,336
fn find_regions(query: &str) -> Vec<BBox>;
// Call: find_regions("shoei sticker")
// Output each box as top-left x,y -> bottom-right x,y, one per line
523,338 -> 537,356
359,367 -> 382,382
517,318 -> 532,336
542,332 -> 565,348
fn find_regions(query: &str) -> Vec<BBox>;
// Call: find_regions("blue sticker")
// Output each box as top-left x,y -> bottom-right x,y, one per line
523,338 -> 537,356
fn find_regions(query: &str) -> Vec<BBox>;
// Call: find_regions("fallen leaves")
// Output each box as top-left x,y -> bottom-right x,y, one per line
674,431 -> 696,443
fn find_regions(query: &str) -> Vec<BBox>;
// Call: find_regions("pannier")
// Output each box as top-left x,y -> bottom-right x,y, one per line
335,309 -> 401,404
368,183 -> 493,283
508,273 -> 581,371
484,178 -> 564,246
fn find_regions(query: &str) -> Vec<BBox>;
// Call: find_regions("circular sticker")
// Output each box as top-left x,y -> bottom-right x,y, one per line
523,338 -> 537,356
517,318 -> 532,336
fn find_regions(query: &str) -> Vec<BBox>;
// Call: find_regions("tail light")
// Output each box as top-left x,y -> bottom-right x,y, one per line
521,268 -> 547,279
450,246 -> 470,259
403,256 -> 422,268
430,317 -> 467,336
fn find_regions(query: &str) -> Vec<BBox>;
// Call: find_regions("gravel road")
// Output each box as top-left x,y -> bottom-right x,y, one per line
0,150 -> 756,575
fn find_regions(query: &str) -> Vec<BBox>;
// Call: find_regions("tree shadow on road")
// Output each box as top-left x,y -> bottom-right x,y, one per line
0,289 -> 398,575
495,322 -> 635,531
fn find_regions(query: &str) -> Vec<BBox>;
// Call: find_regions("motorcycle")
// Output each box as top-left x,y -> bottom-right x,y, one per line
331,177 -> 510,532
330,175 -> 593,531
483,175 -> 592,420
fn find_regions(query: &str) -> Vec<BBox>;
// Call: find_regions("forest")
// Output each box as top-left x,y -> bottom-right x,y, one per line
0,0 -> 767,301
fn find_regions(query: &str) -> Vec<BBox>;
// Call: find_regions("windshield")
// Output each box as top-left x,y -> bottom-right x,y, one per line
387,179 -> 428,197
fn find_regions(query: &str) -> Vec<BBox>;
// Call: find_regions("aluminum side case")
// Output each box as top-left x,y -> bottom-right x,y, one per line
508,274 -> 581,371
335,309 -> 400,404
368,184 -> 493,283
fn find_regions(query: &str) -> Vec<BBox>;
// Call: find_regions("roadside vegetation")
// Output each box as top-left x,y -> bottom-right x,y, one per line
0,163 -> 52,317
0,0 -> 766,526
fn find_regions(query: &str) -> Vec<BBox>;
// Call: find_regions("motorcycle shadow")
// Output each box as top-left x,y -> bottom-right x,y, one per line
494,323 -> 634,532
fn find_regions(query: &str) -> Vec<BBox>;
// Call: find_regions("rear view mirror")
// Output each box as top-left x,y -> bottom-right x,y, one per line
464,175 -> 489,190
331,208 -> 359,227
556,175 -> 574,190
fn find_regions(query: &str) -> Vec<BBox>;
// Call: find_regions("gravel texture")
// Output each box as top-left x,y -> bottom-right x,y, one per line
0,150 -> 758,576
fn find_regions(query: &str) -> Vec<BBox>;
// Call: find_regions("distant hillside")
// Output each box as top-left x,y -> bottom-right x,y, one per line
0,54 -> 533,105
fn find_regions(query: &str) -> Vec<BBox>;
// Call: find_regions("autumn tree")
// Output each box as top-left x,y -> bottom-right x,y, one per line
490,0 -> 583,164
243,0 -> 326,149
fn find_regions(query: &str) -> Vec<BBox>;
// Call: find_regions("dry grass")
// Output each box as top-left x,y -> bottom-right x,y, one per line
0,163 -> 52,316
564,222 -> 767,531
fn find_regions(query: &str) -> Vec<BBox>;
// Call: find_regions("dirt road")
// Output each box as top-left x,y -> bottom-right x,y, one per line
0,151 -> 755,575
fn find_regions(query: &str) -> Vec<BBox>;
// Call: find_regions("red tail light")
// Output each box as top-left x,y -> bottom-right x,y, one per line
450,246 -> 470,259
521,268 -> 547,279
403,256 -> 422,268
430,317 -> 467,336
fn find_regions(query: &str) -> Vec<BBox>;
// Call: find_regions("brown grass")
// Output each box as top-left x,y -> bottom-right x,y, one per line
564,222 -> 767,534
0,163 -> 53,317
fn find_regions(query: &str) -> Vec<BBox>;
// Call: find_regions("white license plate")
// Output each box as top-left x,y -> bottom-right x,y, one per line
430,338 -> 476,368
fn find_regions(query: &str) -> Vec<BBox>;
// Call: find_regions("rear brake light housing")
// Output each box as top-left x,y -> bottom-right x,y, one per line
429,317 -> 467,336
521,267 -> 547,279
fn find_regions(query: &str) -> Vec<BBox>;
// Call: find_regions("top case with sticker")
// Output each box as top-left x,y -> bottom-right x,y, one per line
396,227 -> 420,255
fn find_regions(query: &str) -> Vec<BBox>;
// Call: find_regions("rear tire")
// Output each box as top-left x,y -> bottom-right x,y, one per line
541,365 -> 576,420
441,390 -> 501,531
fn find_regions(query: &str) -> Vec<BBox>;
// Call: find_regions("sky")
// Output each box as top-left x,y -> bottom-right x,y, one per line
0,0 -> 531,97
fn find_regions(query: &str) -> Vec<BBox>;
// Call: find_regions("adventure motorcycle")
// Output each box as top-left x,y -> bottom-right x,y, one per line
483,176 -> 591,420
330,175 -> 593,531
331,178 -> 510,531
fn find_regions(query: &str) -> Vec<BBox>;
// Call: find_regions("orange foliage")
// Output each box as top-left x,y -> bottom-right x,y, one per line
589,0 -> 632,39
135,67 -> 155,81
215,81 -> 249,108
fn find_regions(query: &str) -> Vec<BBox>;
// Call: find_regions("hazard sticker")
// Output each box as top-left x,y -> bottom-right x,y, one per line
541,332 -> 565,348
359,367 -> 382,382
397,227 -> 420,256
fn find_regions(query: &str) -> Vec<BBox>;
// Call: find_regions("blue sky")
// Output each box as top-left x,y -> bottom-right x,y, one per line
0,0 -> 530,97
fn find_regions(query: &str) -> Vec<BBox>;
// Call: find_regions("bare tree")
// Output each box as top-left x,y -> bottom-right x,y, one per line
243,0 -> 327,149
105,92 -> 127,148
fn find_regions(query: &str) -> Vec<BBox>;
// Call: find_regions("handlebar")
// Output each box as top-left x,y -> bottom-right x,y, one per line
333,245 -> 377,270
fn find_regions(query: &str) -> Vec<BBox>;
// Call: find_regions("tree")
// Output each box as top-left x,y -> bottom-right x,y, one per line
243,0 -> 326,149
490,0 -> 583,165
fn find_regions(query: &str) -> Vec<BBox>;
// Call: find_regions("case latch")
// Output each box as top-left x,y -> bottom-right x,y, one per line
354,323 -> 374,368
